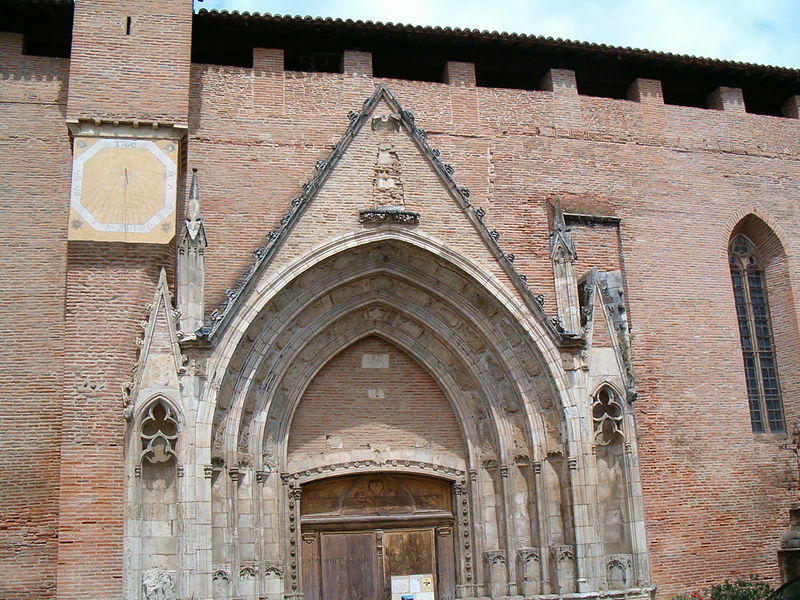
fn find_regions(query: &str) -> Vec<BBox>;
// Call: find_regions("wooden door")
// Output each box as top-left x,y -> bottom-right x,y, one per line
383,529 -> 436,600
320,531 -> 381,600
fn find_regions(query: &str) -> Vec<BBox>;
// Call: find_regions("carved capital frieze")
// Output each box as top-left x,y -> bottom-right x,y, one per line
211,569 -> 229,582
239,565 -> 256,579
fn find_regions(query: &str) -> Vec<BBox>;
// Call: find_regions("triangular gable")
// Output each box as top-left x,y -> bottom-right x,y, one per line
581,268 -> 636,401
123,268 -> 184,418
201,84 -> 570,345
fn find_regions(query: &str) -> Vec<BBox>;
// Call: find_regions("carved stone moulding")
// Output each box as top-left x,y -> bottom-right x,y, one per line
359,206 -> 420,225
281,458 -> 465,484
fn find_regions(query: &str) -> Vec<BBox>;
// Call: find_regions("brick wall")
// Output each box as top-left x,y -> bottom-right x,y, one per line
66,0 -> 191,125
0,32 -> 70,600
57,244 -> 171,600
288,336 -> 466,460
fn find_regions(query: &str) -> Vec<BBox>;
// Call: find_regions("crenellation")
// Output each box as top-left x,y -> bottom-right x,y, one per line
343,50 -> 373,77
627,78 -> 664,104
445,61 -> 477,87
783,95 -> 800,119
707,85 -> 747,112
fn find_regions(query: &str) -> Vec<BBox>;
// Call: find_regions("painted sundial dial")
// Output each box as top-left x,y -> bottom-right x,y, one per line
69,137 -> 178,243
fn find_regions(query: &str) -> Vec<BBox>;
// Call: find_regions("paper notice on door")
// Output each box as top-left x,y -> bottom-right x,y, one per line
391,575 -> 435,600
409,577 -> 421,593
391,577 -> 410,593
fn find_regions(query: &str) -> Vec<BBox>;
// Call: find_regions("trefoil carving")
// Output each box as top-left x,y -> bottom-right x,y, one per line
593,386 -> 624,445
140,400 -> 179,465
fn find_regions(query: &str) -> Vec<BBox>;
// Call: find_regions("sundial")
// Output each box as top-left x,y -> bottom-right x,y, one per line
69,137 -> 178,243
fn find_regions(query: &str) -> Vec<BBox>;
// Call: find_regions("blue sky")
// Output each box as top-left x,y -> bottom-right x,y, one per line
195,0 -> 800,69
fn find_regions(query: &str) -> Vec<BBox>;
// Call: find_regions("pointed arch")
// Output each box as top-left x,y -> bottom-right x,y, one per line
201,230 -> 575,442
728,229 -> 788,433
199,235 -> 581,597
203,237 -> 572,477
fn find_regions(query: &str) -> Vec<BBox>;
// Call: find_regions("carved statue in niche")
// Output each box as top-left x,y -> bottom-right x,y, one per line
373,143 -> 404,206
142,569 -> 176,600
479,418 -> 497,467
262,433 -> 278,472
512,422 -> 531,462
237,420 -> 252,467
211,419 -> 226,460
238,420 -> 251,452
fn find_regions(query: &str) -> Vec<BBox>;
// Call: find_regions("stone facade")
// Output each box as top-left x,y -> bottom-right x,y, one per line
2,2 -> 800,600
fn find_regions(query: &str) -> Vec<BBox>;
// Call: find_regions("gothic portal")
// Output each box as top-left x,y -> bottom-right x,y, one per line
123,86 -> 649,600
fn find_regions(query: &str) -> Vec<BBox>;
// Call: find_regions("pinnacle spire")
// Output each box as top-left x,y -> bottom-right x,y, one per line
179,168 -> 206,247
549,197 -> 577,261
187,168 -> 201,222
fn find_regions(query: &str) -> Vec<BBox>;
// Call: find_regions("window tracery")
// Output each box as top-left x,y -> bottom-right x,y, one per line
729,234 -> 785,433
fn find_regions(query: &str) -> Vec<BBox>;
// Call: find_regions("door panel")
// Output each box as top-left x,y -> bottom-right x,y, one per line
301,532 -> 321,600
383,529 -> 436,599
320,532 -> 380,600
435,527 -> 456,600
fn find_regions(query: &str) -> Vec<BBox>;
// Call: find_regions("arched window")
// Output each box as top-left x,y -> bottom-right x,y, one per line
729,234 -> 785,433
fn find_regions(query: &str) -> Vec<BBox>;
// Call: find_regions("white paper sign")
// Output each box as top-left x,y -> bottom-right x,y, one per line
390,574 -> 435,600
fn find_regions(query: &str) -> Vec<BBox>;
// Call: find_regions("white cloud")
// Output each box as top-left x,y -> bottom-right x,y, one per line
195,0 -> 800,67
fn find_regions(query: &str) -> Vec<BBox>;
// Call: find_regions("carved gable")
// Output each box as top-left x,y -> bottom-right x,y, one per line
204,85 -> 562,346
124,268 -> 183,418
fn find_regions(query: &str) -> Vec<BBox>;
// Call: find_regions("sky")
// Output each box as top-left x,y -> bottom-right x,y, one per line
194,0 -> 800,69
